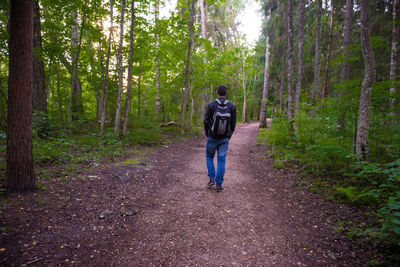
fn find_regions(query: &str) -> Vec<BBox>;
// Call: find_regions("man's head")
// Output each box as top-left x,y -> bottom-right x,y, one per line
216,85 -> 228,97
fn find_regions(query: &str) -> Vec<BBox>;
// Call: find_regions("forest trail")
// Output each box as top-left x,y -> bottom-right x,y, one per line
115,122 -> 364,266
1,122 -> 368,266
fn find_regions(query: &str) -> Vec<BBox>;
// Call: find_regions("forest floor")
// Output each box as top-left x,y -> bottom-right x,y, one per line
0,122 -> 378,266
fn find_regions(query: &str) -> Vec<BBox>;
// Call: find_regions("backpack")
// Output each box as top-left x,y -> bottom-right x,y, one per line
211,99 -> 231,136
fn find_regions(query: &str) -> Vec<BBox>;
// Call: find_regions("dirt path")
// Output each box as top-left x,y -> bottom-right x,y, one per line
1,122 -> 369,266
115,122 -> 365,266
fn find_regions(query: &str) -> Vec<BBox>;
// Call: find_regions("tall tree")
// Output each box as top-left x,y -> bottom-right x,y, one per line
356,0 -> 376,159
321,0 -> 335,99
338,0 -> 354,128
294,0 -> 305,118
114,0 -> 126,135
390,0 -> 399,113
32,0 -> 47,114
280,51 -> 286,112
6,0 -> 36,191
260,13 -> 271,128
181,0 -> 196,130
155,0 -> 161,118
100,0 -> 114,134
286,0 -> 294,119
311,0 -> 322,117
242,56 -> 247,122
123,0 -> 136,135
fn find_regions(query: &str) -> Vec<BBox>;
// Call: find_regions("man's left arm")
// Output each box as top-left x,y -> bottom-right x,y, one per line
230,105 -> 237,133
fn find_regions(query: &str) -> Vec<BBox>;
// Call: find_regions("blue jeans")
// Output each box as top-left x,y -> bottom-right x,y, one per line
206,137 -> 229,186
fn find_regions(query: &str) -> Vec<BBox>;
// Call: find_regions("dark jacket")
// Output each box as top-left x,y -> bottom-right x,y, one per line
203,97 -> 237,139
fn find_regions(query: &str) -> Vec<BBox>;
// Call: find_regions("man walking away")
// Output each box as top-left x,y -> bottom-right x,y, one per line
203,85 -> 237,192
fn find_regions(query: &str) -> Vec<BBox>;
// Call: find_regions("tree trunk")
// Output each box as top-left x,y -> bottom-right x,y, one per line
321,0 -> 335,99
199,0 -> 208,117
181,0 -> 196,130
100,0 -> 113,134
311,0 -> 322,118
338,0 -> 354,128
242,57 -> 247,122
123,0 -> 136,135
294,0 -> 305,119
189,70 -> 194,129
32,0 -> 47,114
260,22 -> 271,128
69,7 -> 86,122
280,51 -> 286,112
390,0 -> 399,113
155,0 -> 161,118
286,0 -> 294,120
6,0 -> 36,192
200,0 -> 207,38
114,0 -> 126,136
138,63 -> 142,119
356,0 -> 376,160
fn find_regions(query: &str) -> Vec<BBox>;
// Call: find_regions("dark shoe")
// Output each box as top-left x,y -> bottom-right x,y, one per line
207,179 -> 215,188
216,185 -> 223,192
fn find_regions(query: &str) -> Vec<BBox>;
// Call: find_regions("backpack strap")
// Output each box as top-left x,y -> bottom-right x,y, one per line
215,99 -> 229,106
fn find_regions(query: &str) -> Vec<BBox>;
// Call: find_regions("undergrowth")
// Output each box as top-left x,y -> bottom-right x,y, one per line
258,109 -> 400,265
0,118 -> 200,184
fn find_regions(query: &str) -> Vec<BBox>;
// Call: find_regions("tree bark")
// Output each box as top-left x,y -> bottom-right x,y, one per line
286,0 -> 294,119
390,0 -> 399,113
260,20 -> 271,128
321,0 -> 335,99
311,0 -> 322,117
242,57 -> 247,122
294,0 -> 305,119
6,0 -> 36,192
338,0 -> 353,128
100,0 -> 113,134
356,0 -> 376,160
181,0 -> 196,130
123,0 -> 136,135
32,0 -> 47,114
114,0 -> 126,135
155,0 -> 161,118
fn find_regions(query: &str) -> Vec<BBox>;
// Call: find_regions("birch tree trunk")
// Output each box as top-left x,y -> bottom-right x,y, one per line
6,0 -> 36,192
390,0 -> 399,113
294,0 -> 305,118
260,19 -> 271,128
32,0 -> 47,114
114,0 -> 125,135
123,0 -> 136,135
311,0 -> 322,118
356,0 -> 376,160
321,0 -> 335,99
286,0 -> 294,120
338,0 -> 353,128
181,0 -> 196,130
100,0 -> 113,134
199,0 -> 208,116
242,57 -> 247,122
155,0 -> 161,118
200,0 -> 207,39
